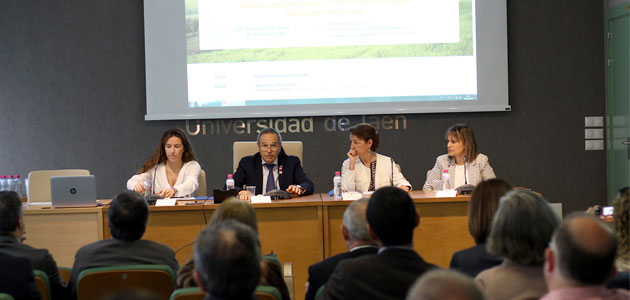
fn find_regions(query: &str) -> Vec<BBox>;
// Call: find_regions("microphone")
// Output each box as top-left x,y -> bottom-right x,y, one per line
390,157 -> 394,187
455,156 -> 474,195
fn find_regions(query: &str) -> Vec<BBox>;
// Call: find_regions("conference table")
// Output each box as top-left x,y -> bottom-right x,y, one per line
23,191 -> 474,300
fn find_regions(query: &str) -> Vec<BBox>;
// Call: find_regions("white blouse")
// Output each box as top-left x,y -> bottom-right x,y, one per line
341,153 -> 411,192
127,161 -> 201,197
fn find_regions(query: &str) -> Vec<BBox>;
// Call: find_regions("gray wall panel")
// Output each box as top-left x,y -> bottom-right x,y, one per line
0,0 -> 607,214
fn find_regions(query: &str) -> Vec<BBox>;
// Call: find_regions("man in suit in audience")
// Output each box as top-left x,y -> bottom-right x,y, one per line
541,213 -> 630,300
0,251 -> 41,300
323,187 -> 438,300
193,219 -> 261,300
233,127 -> 314,200
406,269 -> 486,300
68,191 -> 179,298
0,191 -> 68,299
305,198 -> 377,300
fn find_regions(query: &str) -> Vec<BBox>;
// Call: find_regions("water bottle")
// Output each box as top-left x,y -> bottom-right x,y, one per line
333,171 -> 342,200
0,176 -> 5,191
226,174 -> 235,190
7,175 -> 14,192
14,175 -> 22,197
143,178 -> 153,197
441,170 -> 451,190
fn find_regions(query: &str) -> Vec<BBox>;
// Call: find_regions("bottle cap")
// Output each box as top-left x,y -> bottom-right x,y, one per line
335,171 -> 340,176
7,175 -> 12,179
227,174 -> 233,178
16,175 -> 20,178
443,170 -> 449,173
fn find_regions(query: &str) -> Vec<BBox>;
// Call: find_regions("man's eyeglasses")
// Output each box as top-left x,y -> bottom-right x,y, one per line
259,144 -> 279,151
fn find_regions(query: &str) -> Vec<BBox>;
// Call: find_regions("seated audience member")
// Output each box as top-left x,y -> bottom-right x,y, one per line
423,124 -> 495,190
193,219 -> 261,300
176,198 -> 290,300
0,191 -> 68,299
233,127 -> 314,200
541,213 -> 630,300
341,123 -> 412,192
450,179 -> 512,277
305,198 -> 377,300
69,191 -> 179,297
127,128 -> 201,198
323,187 -> 438,300
609,187 -> 629,290
406,269 -> 486,300
475,190 -> 560,300
0,251 -> 41,300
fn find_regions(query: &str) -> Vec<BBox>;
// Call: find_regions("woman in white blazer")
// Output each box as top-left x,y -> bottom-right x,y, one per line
423,124 -> 495,190
127,128 -> 201,198
341,123 -> 411,192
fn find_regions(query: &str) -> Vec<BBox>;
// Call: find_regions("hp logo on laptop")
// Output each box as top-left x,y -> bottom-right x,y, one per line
70,188 -> 77,194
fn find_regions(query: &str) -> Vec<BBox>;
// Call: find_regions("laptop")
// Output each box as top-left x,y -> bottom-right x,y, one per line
213,189 -> 238,204
50,175 -> 97,208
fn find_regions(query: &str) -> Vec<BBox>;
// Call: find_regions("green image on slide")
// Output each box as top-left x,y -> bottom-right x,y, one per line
185,0 -> 473,63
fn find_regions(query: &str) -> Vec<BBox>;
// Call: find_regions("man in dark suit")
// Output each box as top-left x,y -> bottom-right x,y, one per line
193,219 -> 261,300
0,191 -> 68,299
323,187 -> 438,300
0,251 -> 41,300
305,198 -> 377,300
68,191 -> 179,298
234,127 -> 314,200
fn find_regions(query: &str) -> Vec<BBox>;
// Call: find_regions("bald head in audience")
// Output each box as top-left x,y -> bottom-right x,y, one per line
406,270 -> 486,300
544,213 -> 617,288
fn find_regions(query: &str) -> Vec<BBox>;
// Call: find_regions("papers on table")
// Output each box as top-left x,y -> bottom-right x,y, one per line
436,189 -> 457,197
251,195 -> 272,203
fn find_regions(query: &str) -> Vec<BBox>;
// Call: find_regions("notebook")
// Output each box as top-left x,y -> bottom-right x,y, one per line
50,175 -> 97,208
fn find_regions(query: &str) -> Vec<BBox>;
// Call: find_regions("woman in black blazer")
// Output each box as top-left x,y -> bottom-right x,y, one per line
449,178 -> 512,277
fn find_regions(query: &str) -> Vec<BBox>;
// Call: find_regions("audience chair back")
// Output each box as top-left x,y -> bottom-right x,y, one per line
233,141 -> 303,173
0,293 -> 14,300
27,169 -> 90,204
58,266 -> 72,285
33,270 -> 50,300
315,285 -> 326,300
76,265 -> 175,300
169,287 -> 204,300
549,202 -> 563,219
255,285 -> 283,300
193,169 -> 207,197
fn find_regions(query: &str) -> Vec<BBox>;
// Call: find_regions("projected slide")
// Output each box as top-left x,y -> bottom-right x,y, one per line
184,0 -> 476,108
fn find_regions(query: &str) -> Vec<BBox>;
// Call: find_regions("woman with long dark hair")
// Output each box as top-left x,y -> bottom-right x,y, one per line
126,128 -> 200,198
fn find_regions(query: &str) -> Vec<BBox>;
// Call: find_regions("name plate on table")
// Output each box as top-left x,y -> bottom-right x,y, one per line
342,192 -> 363,201
156,198 -> 177,206
251,195 -> 272,203
435,190 -> 457,197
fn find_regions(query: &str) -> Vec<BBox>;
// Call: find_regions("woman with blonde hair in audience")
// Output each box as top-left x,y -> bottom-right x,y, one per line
423,124 -> 495,190
127,128 -> 201,198
450,179 -> 512,277
475,190 -> 560,300
176,198 -> 290,300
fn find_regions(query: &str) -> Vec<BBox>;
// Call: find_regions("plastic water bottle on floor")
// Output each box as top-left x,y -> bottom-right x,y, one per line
226,174 -> 235,190
333,171 -> 342,200
0,176 -> 6,191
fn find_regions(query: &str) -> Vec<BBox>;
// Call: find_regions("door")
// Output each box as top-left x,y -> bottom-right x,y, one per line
606,3 -> 630,203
